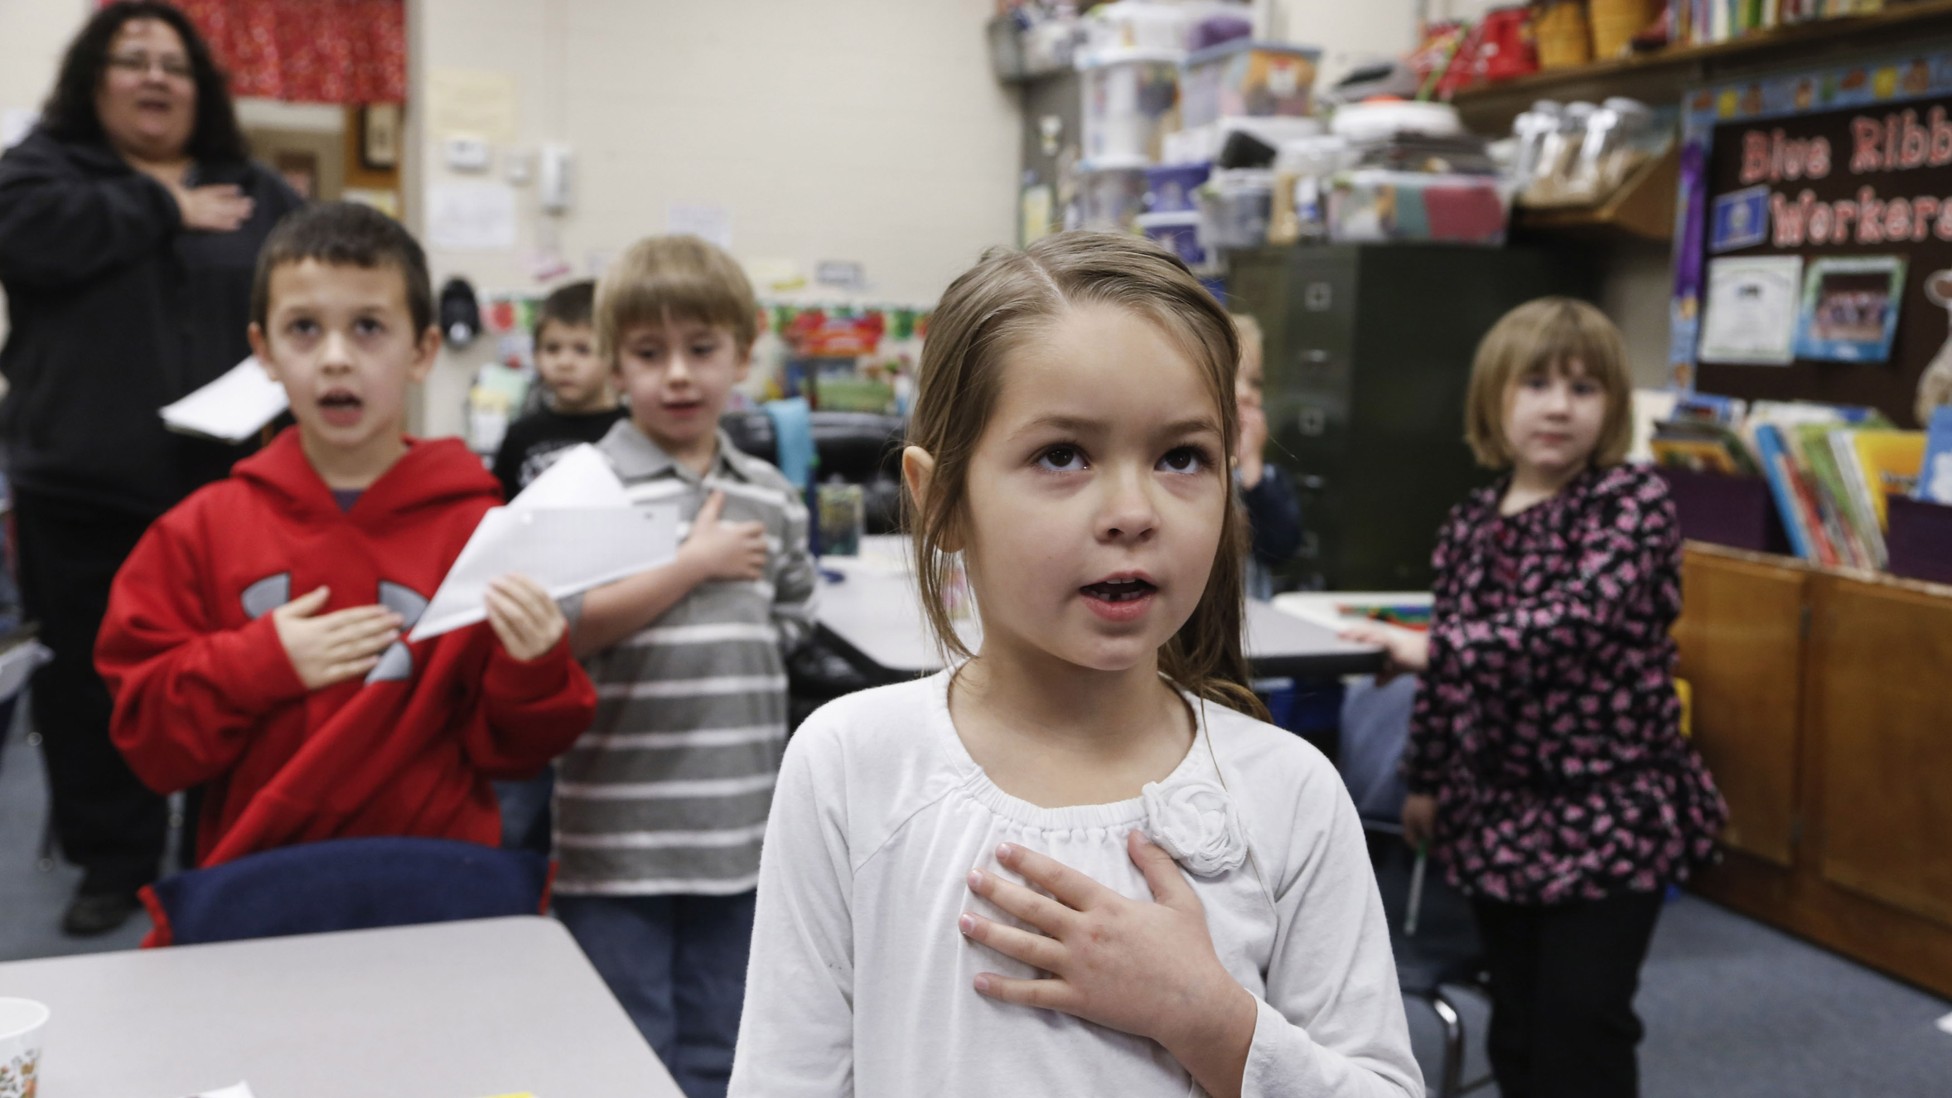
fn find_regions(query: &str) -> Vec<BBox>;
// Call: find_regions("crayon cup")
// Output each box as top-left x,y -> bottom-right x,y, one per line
0,998 -> 49,1098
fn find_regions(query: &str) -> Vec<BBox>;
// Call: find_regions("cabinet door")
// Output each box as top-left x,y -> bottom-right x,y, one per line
1675,548 -> 1807,868
1809,574 -> 1952,928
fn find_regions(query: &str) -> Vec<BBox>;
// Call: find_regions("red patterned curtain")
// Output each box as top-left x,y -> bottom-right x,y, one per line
105,0 -> 406,104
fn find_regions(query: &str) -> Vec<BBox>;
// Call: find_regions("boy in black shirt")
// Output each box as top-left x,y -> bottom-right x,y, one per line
490,280 -> 625,502
489,278 -> 620,853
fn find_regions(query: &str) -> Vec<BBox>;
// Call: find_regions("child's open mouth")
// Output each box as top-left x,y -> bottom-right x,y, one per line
319,390 -> 364,427
1081,577 -> 1156,622
663,400 -> 704,416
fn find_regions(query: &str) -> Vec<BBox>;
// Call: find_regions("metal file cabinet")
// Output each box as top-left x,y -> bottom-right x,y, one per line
1226,245 -> 1594,591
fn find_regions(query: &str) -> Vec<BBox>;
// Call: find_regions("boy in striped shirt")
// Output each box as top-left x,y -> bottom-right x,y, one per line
556,235 -> 816,1097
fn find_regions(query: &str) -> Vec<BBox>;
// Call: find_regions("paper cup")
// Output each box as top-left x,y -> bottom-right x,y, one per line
0,998 -> 48,1098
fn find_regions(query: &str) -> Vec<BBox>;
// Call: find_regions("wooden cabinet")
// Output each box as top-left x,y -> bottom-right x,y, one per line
1677,544 -> 1952,998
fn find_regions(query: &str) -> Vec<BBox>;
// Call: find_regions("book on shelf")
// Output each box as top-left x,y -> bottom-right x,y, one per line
1851,429 -> 1926,525
1920,405 -> 1952,505
1650,419 -> 1759,474
1753,424 -> 1819,561
1830,430 -> 1889,568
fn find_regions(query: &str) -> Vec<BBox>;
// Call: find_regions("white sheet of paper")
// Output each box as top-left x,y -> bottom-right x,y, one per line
0,638 -> 51,702
159,357 -> 289,443
409,507 -> 678,641
409,445 -> 675,641
428,181 -> 518,251
1699,255 -> 1803,365
189,1084 -> 256,1098
512,443 -> 631,510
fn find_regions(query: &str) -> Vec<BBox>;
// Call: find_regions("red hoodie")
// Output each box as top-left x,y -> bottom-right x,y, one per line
97,428 -> 597,868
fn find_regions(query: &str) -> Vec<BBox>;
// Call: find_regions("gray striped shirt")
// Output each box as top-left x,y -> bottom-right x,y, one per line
554,422 -> 817,895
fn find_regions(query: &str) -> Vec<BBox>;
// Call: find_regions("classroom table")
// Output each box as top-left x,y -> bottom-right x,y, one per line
813,537 -> 1383,683
0,916 -> 679,1098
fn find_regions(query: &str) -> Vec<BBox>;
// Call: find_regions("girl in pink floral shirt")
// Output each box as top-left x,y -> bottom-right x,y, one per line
1345,298 -> 1725,1098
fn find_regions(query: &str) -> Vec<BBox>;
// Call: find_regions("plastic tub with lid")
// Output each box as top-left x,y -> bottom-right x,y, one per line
1079,48 -> 1183,162
1180,40 -> 1322,130
1137,210 -> 1207,267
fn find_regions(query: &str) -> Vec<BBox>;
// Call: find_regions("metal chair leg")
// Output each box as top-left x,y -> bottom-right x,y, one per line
1429,990 -> 1466,1098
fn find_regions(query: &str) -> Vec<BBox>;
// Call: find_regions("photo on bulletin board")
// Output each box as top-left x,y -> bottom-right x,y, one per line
1794,256 -> 1906,362
1700,255 -> 1802,364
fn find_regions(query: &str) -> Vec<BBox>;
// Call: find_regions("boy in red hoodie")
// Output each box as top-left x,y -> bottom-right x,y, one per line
97,202 -> 597,870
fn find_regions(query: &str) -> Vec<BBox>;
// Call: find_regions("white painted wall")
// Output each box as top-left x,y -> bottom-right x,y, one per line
1265,0 -> 1418,88
413,0 -> 1021,438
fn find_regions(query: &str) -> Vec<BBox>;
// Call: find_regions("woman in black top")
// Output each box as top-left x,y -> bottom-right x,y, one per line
0,2 -> 303,935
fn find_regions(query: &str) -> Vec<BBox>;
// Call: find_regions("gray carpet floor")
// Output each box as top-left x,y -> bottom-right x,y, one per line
4,712 -> 1949,1095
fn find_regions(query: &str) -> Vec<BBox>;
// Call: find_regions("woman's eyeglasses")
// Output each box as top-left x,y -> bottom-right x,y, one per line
106,53 -> 193,81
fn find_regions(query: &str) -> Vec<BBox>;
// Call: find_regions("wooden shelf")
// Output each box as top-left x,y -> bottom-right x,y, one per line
1452,0 -> 1952,132
1512,141 -> 1681,242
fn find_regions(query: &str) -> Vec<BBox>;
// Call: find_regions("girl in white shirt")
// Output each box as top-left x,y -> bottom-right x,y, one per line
729,233 -> 1422,1098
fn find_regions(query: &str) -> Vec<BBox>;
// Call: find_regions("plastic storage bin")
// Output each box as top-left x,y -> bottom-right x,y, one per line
1136,210 -> 1206,267
1082,1 -> 1248,54
1196,168 -> 1274,249
1327,170 -> 1513,246
1145,161 -> 1210,213
1076,159 -> 1150,231
1180,40 -> 1321,130
1080,48 -> 1181,162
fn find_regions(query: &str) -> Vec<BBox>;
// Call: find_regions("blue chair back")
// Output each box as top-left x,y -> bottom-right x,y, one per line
140,836 -> 550,947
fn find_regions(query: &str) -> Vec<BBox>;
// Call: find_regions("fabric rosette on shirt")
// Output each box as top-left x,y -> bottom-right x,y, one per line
1141,777 -> 1247,876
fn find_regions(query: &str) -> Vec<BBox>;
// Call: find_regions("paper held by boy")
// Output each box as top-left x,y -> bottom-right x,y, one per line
410,444 -> 677,642
159,356 -> 289,443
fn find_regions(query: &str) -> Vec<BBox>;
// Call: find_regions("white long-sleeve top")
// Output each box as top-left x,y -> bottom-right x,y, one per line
729,671 -> 1423,1098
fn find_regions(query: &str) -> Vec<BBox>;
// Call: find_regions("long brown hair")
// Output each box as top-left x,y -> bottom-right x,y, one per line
905,231 -> 1265,720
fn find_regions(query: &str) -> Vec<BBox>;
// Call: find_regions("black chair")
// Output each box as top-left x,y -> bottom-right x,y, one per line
720,410 -> 908,729
719,410 -> 906,535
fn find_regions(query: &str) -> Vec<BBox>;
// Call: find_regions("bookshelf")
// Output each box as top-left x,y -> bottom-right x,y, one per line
1676,543 -> 1952,999
1452,0 -> 1952,131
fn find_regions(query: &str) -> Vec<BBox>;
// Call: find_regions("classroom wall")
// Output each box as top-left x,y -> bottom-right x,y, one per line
414,0 -> 1022,439
1266,0 -> 1418,88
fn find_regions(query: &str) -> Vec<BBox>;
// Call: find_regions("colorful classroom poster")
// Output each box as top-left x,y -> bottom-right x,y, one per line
1670,49 -> 1952,424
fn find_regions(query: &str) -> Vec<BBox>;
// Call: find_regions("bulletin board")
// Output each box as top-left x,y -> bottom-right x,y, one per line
1670,50 -> 1952,427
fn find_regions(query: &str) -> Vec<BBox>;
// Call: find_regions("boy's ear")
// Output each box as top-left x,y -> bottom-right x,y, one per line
732,341 -> 753,383
902,445 -> 961,553
408,325 -> 441,383
247,323 -> 281,383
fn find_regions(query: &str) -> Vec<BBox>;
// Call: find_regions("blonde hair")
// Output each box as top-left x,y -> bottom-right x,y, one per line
595,235 -> 758,362
1230,313 -> 1264,371
1464,297 -> 1634,468
906,231 -> 1264,720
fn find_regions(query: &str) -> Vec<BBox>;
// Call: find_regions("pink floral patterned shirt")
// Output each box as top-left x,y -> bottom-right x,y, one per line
1406,463 -> 1727,905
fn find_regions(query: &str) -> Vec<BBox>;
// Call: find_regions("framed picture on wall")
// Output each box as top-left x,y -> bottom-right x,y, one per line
361,103 -> 401,171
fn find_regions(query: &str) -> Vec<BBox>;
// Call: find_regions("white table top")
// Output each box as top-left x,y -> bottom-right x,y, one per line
0,916 -> 678,1098
814,538 -> 1381,681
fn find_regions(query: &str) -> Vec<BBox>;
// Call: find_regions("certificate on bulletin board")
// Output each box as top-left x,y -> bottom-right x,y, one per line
1700,255 -> 1803,364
